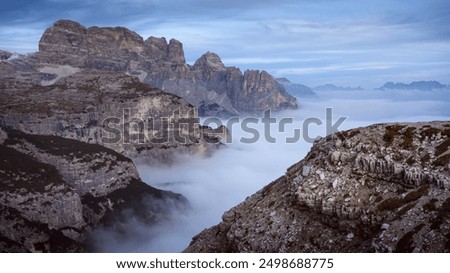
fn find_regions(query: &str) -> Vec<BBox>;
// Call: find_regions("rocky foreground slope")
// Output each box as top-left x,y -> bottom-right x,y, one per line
8,19 -> 297,116
185,122 -> 450,252
0,127 -> 185,252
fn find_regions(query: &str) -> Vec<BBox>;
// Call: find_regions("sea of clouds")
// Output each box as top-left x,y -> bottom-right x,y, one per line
91,88 -> 450,252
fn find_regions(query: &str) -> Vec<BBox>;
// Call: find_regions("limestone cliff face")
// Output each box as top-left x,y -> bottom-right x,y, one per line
36,20 -> 297,116
0,127 -> 186,252
38,20 -> 144,70
237,70 -> 296,113
185,122 -> 450,252
0,70 -> 224,164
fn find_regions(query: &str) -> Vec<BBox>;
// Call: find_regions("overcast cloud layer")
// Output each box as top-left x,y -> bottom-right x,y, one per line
1,0 -> 449,88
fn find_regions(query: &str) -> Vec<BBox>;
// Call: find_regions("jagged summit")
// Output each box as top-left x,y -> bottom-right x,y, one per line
53,19 -> 85,29
38,19 -> 145,69
34,19 -> 297,116
0,48 -> 226,252
145,36 -> 186,63
193,51 -> 226,71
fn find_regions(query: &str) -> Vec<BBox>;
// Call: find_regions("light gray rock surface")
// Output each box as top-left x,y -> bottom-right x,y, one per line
0,21 -> 231,252
34,20 -> 297,116
0,127 -> 186,252
185,122 -> 450,252
0,20 -> 233,253
0,70 -> 225,164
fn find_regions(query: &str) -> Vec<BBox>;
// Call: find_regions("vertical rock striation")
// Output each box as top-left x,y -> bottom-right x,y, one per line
35,20 -> 297,116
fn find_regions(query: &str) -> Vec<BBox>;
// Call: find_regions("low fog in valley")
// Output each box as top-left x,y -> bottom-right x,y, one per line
89,88 -> 450,252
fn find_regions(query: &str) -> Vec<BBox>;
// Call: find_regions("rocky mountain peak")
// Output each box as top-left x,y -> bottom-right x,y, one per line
145,36 -> 168,61
52,19 -> 86,31
143,37 -> 185,63
38,20 -> 88,66
33,20 -> 297,116
38,19 -> 145,70
242,70 -> 282,94
145,36 -> 168,48
1,19 -> 232,252
167,38 -> 186,64
193,51 -> 226,71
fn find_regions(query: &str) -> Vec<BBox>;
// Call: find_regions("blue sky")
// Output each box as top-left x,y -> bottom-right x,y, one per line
1,0 -> 449,88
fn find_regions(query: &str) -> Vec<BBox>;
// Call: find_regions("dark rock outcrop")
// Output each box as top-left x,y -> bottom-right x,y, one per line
185,121 -> 450,252
35,20 -> 297,116
0,50 -> 12,60
0,127 -> 186,252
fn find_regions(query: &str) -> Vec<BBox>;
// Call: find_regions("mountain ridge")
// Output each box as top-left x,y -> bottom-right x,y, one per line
313,84 -> 363,92
378,81 -> 448,91
0,54 -> 224,252
35,19 -> 297,116
276,78 -> 317,98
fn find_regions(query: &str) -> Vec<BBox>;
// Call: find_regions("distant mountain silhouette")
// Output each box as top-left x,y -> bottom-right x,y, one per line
312,84 -> 363,92
276,78 -> 317,97
378,81 -> 448,91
